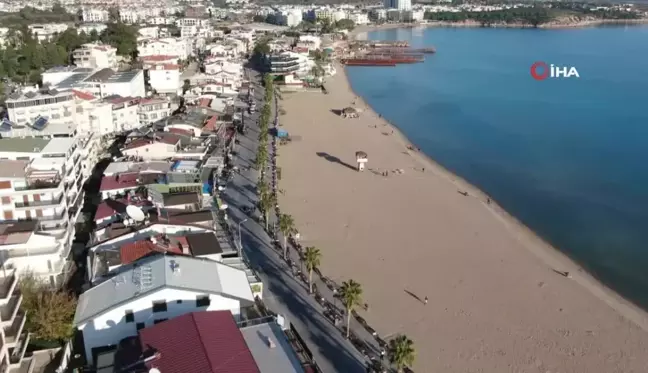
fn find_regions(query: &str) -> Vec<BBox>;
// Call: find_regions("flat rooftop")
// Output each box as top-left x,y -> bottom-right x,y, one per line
0,160 -> 28,179
41,137 -> 75,155
0,138 -> 51,153
240,322 -> 305,373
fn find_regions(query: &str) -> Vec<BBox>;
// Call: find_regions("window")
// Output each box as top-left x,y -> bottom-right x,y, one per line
196,295 -> 210,307
136,322 -> 145,330
125,310 -> 134,323
154,318 -> 168,324
152,301 -> 167,313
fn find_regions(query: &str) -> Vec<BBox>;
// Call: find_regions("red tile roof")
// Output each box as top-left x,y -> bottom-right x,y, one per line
120,239 -> 182,264
203,115 -> 218,131
106,96 -> 139,105
158,133 -> 180,145
99,172 -> 140,191
123,138 -> 151,150
72,89 -> 96,100
140,55 -> 179,62
168,128 -> 193,137
140,311 -> 261,373
95,198 -> 152,221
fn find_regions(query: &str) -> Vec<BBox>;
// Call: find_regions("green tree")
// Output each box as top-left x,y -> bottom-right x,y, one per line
278,214 -> 297,259
19,273 -> 76,343
339,279 -> 363,338
255,144 -> 268,171
335,19 -> 356,30
388,335 -> 416,372
100,22 -> 138,58
108,7 -> 120,22
258,190 -> 276,231
256,179 -> 269,198
304,246 -> 321,294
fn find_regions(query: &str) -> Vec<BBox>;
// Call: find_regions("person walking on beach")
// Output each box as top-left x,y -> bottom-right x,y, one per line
424,296 -> 428,305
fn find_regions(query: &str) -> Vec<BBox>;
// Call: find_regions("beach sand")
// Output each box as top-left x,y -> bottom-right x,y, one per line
275,66 -> 648,372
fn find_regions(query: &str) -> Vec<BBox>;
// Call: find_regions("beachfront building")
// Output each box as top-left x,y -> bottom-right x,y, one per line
266,51 -> 310,76
84,310 -> 308,373
73,254 -> 256,365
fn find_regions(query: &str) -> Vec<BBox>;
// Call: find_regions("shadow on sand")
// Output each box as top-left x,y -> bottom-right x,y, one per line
330,109 -> 343,116
316,152 -> 357,171
404,289 -> 423,304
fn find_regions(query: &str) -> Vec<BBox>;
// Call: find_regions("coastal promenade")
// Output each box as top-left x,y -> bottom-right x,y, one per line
220,69 -> 380,373
273,65 -> 648,372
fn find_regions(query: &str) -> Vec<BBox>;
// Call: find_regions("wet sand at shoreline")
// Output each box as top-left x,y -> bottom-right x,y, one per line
275,66 -> 648,372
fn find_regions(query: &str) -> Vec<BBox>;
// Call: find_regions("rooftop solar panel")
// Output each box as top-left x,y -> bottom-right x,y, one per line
32,116 -> 49,130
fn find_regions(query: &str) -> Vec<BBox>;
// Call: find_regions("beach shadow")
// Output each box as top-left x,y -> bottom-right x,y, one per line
330,109 -> 342,116
552,269 -> 571,278
404,289 -> 423,303
316,152 -> 357,171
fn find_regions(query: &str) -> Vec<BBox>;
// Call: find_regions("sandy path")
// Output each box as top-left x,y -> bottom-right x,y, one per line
275,67 -> 648,372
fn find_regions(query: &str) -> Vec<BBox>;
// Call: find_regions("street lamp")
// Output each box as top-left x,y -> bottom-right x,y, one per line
237,218 -> 248,257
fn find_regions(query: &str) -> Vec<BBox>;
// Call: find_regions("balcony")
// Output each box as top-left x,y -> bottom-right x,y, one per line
14,194 -> 64,209
8,332 -> 30,365
13,179 -> 62,193
0,293 -> 22,326
0,270 -> 18,301
4,310 -> 27,345
5,244 -> 62,259
7,357 -> 32,373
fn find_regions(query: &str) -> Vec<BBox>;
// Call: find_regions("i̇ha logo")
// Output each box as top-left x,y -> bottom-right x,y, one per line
530,61 -> 580,80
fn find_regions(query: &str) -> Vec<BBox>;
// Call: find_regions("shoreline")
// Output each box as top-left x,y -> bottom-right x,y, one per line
274,30 -> 648,369
337,64 -> 648,332
351,18 -> 648,38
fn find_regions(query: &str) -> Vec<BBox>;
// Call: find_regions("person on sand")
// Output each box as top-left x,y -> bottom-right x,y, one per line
424,296 -> 428,305
487,198 -> 491,204
422,167 -> 425,172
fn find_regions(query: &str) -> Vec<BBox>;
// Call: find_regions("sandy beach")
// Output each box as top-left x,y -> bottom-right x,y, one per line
275,65 -> 648,371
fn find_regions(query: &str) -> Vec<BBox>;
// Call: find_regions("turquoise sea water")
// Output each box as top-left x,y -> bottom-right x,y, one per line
346,26 -> 648,309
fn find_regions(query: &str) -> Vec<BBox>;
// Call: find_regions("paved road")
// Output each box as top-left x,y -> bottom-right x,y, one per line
221,70 -> 386,373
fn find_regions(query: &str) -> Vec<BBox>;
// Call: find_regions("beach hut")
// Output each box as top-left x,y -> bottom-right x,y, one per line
355,151 -> 368,171
342,107 -> 359,119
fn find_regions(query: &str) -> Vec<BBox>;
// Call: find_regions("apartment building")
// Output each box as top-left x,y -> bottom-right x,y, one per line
78,23 -> 108,34
138,98 -> 172,126
267,51 -> 310,76
275,9 -> 303,27
27,23 -> 69,42
0,267 -> 29,373
0,138 -> 86,285
82,8 -> 109,23
73,43 -> 118,70
74,254 -> 255,365
148,64 -> 181,95
137,38 -> 192,61
105,96 -> 141,134
42,67 -> 146,99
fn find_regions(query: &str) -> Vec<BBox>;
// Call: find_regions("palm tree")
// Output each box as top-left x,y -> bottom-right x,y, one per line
256,179 -> 269,198
339,279 -> 363,338
304,246 -> 321,294
278,214 -> 297,258
388,335 -> 416,372
258,191 -> 276,231
255,145 -> 268,171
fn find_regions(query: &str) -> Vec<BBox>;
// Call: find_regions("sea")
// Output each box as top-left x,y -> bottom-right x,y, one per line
346,25 -> 648,310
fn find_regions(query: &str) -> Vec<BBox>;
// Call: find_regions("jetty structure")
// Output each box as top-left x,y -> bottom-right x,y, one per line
342,40 -> 436,67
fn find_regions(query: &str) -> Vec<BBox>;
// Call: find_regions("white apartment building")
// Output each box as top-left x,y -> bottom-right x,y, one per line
384,0 -> 413,11
138,26 -> 160,40
148,64 -> 181,95
267,51 -> 310,76
175,18 -> 210,27
138,38 -> 192,61
74,254 -> 255,365
350,12 -> 371,25
275,9 -> 303,27
0,266 -> 30,373
27,23 -> 69,42
0,137 -> 87,285
82,8 -> 109,23
138,98 -> 171,126
78,23 -> 108,34
73,43 -> 118,70
105,96 -> 140,134
80,69 -> 146,99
